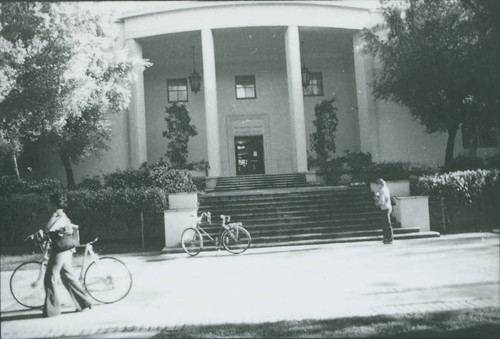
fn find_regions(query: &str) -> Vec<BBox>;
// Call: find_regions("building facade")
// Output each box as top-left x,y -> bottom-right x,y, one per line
37,1 -> 498,184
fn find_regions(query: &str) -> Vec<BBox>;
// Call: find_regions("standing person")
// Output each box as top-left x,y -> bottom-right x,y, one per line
43,192 -> 92,317
374,178 -> 394,244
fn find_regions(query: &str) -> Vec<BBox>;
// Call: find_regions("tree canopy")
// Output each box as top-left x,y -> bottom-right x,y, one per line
362,0 -> 499,166
0,2 -> 150,186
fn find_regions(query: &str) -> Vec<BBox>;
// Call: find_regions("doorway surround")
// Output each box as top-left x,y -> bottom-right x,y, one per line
226,114 -> 272,176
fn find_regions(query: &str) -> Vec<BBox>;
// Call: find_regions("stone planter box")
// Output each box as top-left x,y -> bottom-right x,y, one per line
370,180 -> 410,197
168,192 -> 198,210
163,192 -> 199,250
304,171 -> 317,184
163,209 -> 197,249
393,196 -> 430,231
205,176 -> 218,189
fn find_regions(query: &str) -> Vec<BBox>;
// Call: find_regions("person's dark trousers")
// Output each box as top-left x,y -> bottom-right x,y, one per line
43,250 -> 92,317
381,209 -> 394,244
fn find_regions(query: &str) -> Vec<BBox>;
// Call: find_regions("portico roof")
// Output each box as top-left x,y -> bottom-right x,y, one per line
118,1 -> 378,21
119,1 -> 380,39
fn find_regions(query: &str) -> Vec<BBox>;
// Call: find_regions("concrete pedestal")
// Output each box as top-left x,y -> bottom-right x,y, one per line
393,196 -> 430,232
163,209 -> 198,249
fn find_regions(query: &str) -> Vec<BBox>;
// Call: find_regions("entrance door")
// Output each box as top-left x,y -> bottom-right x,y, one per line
235,136 -> 265,175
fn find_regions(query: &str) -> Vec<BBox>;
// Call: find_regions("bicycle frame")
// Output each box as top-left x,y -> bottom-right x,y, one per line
195,213 -> 244,249
77,239 -> 100,281
27,232 -> 100,283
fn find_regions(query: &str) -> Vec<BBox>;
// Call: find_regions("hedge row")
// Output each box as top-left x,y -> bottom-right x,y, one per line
320,152 -> 439,185
414,169 -> 500,232
320,153 -> 499,185
0,188 -> 169,246
0,161 -> 197,246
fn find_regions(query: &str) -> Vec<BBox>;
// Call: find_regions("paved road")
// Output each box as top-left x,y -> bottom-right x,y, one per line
1,233 -> 499,338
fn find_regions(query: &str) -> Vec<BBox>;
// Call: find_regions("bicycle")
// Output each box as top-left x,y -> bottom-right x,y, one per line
181,212 -> 251,256
9,230 -> 133,309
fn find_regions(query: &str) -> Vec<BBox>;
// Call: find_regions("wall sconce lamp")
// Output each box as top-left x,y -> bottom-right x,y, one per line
300,40 -> 311,88
189,45 -> 202,93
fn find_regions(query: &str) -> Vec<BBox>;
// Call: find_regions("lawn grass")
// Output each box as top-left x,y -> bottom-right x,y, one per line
155,307 -> 500,338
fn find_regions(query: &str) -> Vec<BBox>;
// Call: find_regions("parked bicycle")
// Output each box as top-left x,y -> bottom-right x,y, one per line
181,212 -> 251,256
10,230 -> 133,309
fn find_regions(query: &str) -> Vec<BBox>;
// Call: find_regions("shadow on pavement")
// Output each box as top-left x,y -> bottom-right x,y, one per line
144,246 -> 324,262
373,325 -> 500,338
0,309 -> 81,322
1,311 -> 44,321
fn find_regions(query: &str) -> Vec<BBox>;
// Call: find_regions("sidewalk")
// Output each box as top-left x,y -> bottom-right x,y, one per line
1,233 -> 499,338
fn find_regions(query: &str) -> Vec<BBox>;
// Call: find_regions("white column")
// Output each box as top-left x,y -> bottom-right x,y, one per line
126,39 -> 148,168
285,26 -> 308,173
353,32 -> 380,161
201,29 -> 221,177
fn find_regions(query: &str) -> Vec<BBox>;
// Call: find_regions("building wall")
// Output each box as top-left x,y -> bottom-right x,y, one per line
35,108 -> 131,186
140,27 -> 361,176
374,100 -> 465,165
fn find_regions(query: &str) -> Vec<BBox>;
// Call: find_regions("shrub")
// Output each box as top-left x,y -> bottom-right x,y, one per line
485,155 -> 500,169
187,160 -> 210,173
362,162 -> 440,183
103,167 -> 150,190
408,163 -> 440,177
321,151 -> 372,184
103,161 -> 197,193
0,188 -> 168,246
415,169 -> 498,206
0,176 -> 63,196
444,156 -> 486,172
0,161 -> 196,245
360,162 -> 411,182
310,98 -> 339,165
163,103 -> 197,168
76,175 -> 103,191
0,193 -> 52,245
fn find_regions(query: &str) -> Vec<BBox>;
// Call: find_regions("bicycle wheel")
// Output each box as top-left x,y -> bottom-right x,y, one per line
222,226 -> 251,254
84,257 -> 132,304
181,228 -> 203,256
10,261 -> 45,309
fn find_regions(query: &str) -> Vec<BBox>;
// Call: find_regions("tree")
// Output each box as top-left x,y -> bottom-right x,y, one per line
362,0 -> 500,166
0,2 -> 149,187
163,103 -> 197,169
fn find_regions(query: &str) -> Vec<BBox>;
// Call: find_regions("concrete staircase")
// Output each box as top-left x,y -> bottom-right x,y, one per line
195,186 -> 439,250
211,173 -> 310,191
165,175 -> 440,253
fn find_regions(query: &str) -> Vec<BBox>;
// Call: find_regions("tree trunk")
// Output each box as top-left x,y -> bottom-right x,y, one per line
444,125 -> 459,167
12,153 -> 20,179
59,151 -> 76,189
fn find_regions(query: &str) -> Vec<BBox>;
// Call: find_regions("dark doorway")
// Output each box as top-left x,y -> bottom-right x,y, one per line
235,136 -> 265,175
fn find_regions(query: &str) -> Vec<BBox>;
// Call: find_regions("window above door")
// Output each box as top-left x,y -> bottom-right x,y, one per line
235,75 -> 256,99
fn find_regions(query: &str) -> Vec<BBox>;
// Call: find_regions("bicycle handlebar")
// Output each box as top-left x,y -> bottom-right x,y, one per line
198,212 -> 212,224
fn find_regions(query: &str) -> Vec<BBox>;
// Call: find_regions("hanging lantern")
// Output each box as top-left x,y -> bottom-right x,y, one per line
300,40 -> 310,88
189,45 -> 202,93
